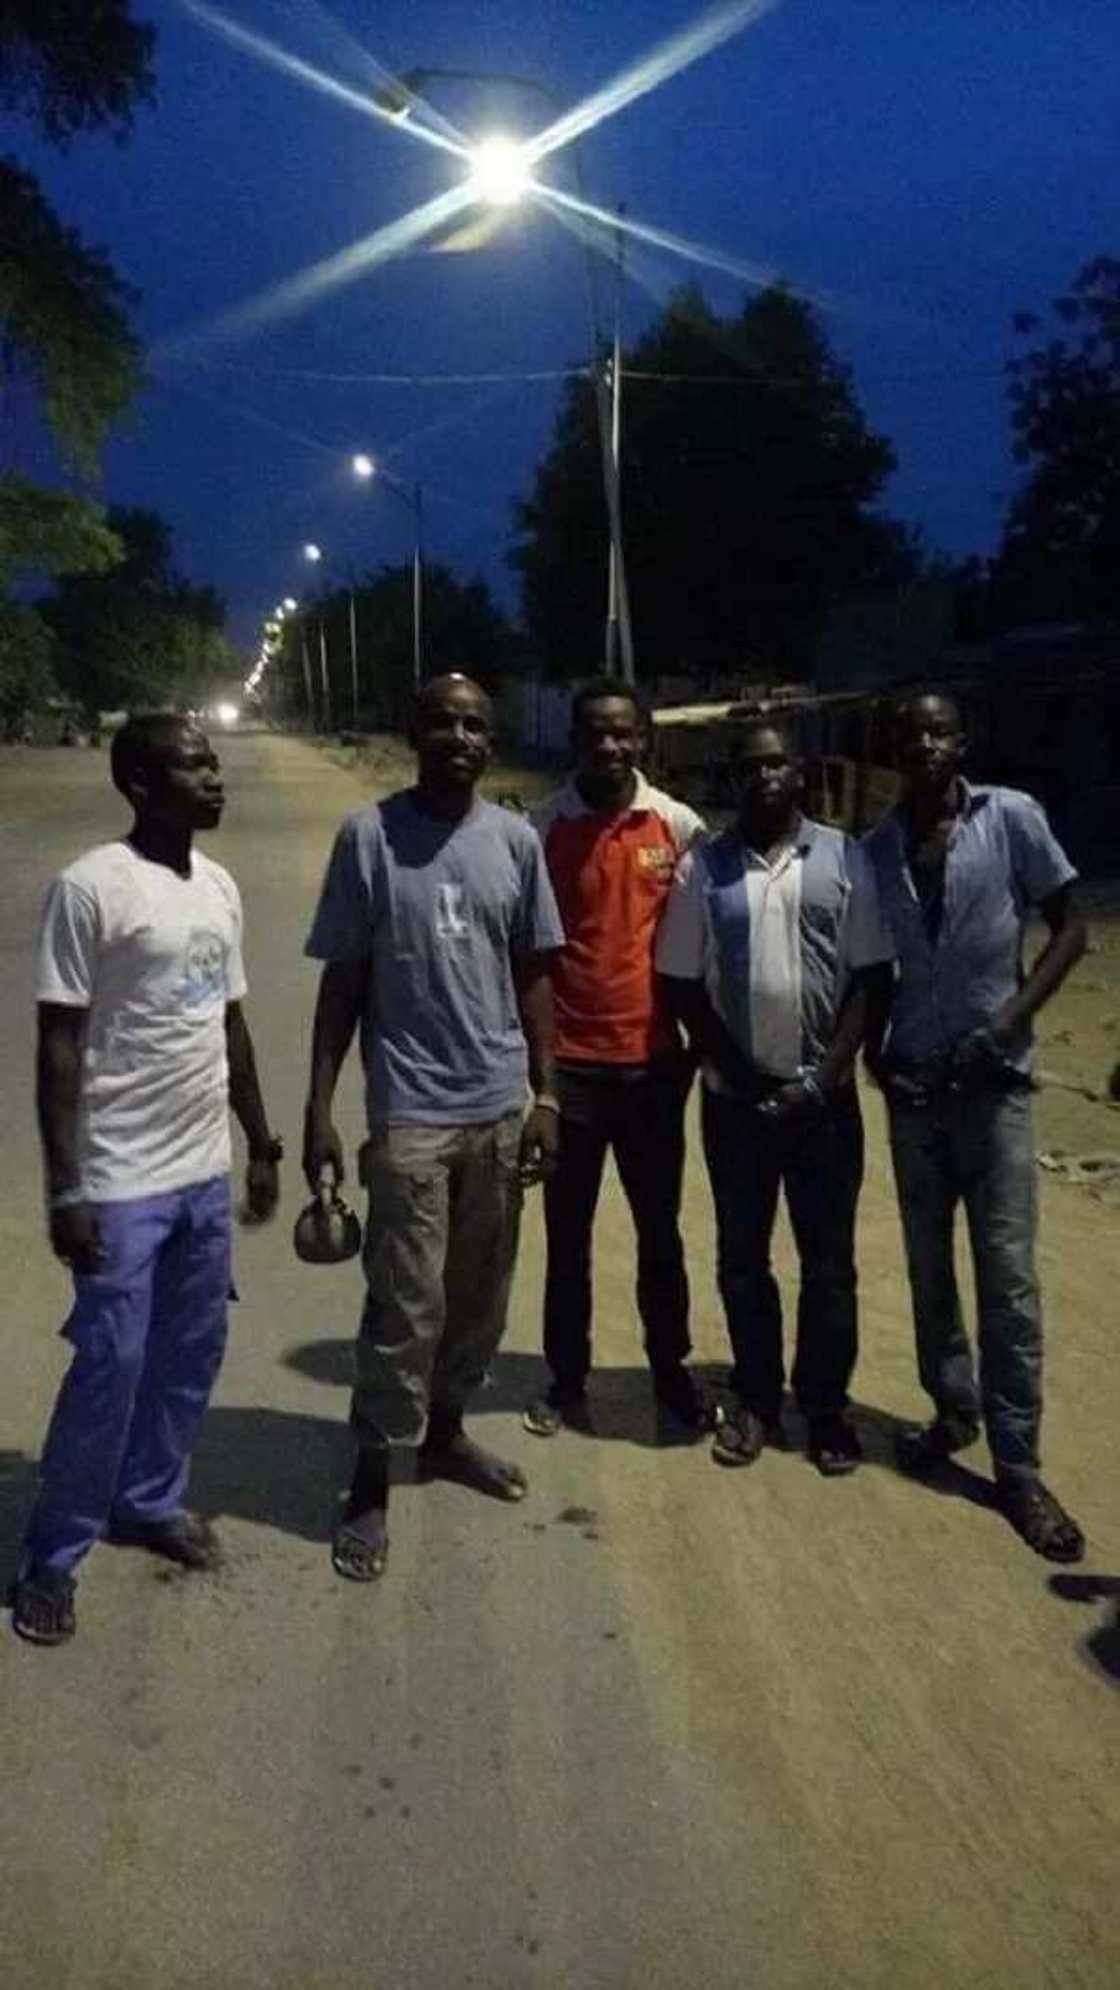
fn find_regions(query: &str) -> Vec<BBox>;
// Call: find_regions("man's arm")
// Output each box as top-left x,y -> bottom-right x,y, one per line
658,973 -> 754,1091
225,1001 -> 282,1220
302,960 -> 368,1190
515,951 -> 559,1187
995,885 -> 1087,1038
37,1002 -> 103,1272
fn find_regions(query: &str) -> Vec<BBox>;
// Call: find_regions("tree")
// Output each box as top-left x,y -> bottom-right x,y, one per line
511,284 -> 907,682
997,257 -> 1120,626
0,1 -> 155,143
271,564 -> 523,732
41,508 -> 238,721
0,3 -> 153,717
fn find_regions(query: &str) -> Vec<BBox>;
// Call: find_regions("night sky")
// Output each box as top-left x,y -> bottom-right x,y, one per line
13,0 -> 1120,654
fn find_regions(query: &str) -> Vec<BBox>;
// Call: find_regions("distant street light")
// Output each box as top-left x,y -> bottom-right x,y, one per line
350,453 -> 425,688
282,595 -> 298,612
303,542 -> 322,564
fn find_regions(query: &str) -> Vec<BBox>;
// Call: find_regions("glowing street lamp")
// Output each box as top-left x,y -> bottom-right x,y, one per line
303,542 -> 322,564
350,452 -> 425,687
466,135 -> 532,207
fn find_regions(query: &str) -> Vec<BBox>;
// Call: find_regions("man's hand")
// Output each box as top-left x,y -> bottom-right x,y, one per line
950,1022 -> 1010,1083
49,1201 -> 105,1275
519,1103 -> 559,1189
242,1139 -> 283,1224
756,1078 -> 826,1128
303,1108 -> 344,1193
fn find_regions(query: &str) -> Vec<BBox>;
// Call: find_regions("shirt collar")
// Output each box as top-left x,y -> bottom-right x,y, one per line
556,770 -> 657,818
735,810 -> 815,864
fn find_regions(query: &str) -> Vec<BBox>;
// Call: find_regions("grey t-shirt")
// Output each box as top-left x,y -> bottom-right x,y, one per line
305,792 -> 564,1126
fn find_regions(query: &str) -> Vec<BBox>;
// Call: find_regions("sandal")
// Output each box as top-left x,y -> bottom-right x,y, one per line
808,1412 -> 862,1477
109,1511 -> 221,1570
996,1477 -> 1085,1564
11,1569 -> 77,1646
331,1517 -> 389,1583
710,1403 -> 768,1468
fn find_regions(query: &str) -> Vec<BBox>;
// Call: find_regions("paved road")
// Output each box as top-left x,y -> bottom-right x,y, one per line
1,733 -> 1117,1990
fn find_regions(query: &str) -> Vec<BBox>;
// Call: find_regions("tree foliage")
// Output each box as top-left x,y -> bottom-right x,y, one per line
41,507 -> 236,720
512,284 -> 908,681
0,0 -> 155,144
998,256 -> 1120,625
1,160 -> 143,469
0,475 -> 122,589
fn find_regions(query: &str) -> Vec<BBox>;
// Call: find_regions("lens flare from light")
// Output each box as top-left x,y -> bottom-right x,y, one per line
179,0 -> 468,160
528,0 -> 782,163
467,136 -> 533,207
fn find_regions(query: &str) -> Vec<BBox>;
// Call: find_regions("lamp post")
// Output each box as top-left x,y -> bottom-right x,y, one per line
382,66 -> 634,683
352,453 -> 424,688
301,543 -> 363,730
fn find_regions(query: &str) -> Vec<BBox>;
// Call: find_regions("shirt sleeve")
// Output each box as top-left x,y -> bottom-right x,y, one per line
226,880 -> 249,1002
511,823 -> 566,957
34,877 -> 98,1006
654,849 -> 706,979
304,817 -> 375,963
842,844 -> 895,973
1004,794 -> 1078,907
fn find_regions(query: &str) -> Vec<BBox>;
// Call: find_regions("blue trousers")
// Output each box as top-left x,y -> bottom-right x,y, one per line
701,1086 -> 864,1418
22,1174 -> 232,1576
887,1087 -> 1043,1477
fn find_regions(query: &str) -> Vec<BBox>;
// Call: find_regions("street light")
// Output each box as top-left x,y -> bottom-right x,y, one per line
466,134 -> 532,206
350,453 -> 424,689
383,65 -> 633,681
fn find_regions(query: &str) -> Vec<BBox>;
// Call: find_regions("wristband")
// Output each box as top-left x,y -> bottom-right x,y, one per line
49,1187 -> 87,1211
533,1094 -> 561,1115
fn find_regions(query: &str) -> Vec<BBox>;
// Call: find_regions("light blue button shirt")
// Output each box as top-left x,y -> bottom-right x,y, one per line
863,782 -> 1077,1072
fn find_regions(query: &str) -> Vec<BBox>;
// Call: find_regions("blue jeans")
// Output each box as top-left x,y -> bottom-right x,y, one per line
22,1175 -> 232,1575
701,1086 -> 864,1418
887,1088 -> 1042,1476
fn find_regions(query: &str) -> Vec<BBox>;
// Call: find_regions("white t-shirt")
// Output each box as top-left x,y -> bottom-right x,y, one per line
35,841 -> 248,1202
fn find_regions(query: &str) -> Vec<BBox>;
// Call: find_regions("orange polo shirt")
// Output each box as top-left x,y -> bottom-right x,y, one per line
533,776 -> 705,1065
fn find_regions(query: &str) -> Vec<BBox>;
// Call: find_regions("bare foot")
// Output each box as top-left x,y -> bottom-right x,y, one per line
419,1431 -> 527,1502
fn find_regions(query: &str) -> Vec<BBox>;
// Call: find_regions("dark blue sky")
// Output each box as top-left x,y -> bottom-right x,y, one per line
15,0 -> 1120,653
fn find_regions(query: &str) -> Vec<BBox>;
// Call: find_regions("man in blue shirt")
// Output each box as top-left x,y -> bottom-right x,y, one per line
657,720 -> 893,1476
303,675 -> 564,1583
864,693 -> 1087,1563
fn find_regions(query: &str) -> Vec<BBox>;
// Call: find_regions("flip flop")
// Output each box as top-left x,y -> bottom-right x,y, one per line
10,1570 -> 76,1647
331,1519 -> 389,1583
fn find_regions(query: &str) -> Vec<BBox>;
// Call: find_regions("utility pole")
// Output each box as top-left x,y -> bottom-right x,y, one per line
318,620 -> 332,733
348,586 -> 360,729
602,205 -> 634,683
412,483 -> 424,686
300,628 -> 315,728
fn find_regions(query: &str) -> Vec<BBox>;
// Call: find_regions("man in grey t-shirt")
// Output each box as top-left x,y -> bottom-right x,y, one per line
303,675 -> 564,1583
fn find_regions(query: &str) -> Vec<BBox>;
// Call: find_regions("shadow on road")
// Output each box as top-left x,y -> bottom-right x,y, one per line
1049,1573 -> 1120,1688
189,1408 -> 352,1544
0,1450 -> 37,1574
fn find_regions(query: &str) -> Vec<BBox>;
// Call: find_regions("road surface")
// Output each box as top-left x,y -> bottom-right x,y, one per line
1,732 -> 1116,1990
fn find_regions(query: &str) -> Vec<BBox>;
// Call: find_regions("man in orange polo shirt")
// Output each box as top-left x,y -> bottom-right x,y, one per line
523,679 -> 706,1442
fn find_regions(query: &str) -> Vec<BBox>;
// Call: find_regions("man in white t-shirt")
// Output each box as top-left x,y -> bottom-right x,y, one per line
11,714 -> 281,1646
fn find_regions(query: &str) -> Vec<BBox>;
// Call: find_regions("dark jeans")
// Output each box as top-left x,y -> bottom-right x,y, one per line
542,1060 -> 691,1393
887,1085 -> 1042,1476
700,1086 -> 864,1418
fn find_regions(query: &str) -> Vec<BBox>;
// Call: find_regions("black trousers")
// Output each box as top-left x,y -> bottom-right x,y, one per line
700,1085 -> 864,1418
542,1060 -> 691,1393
